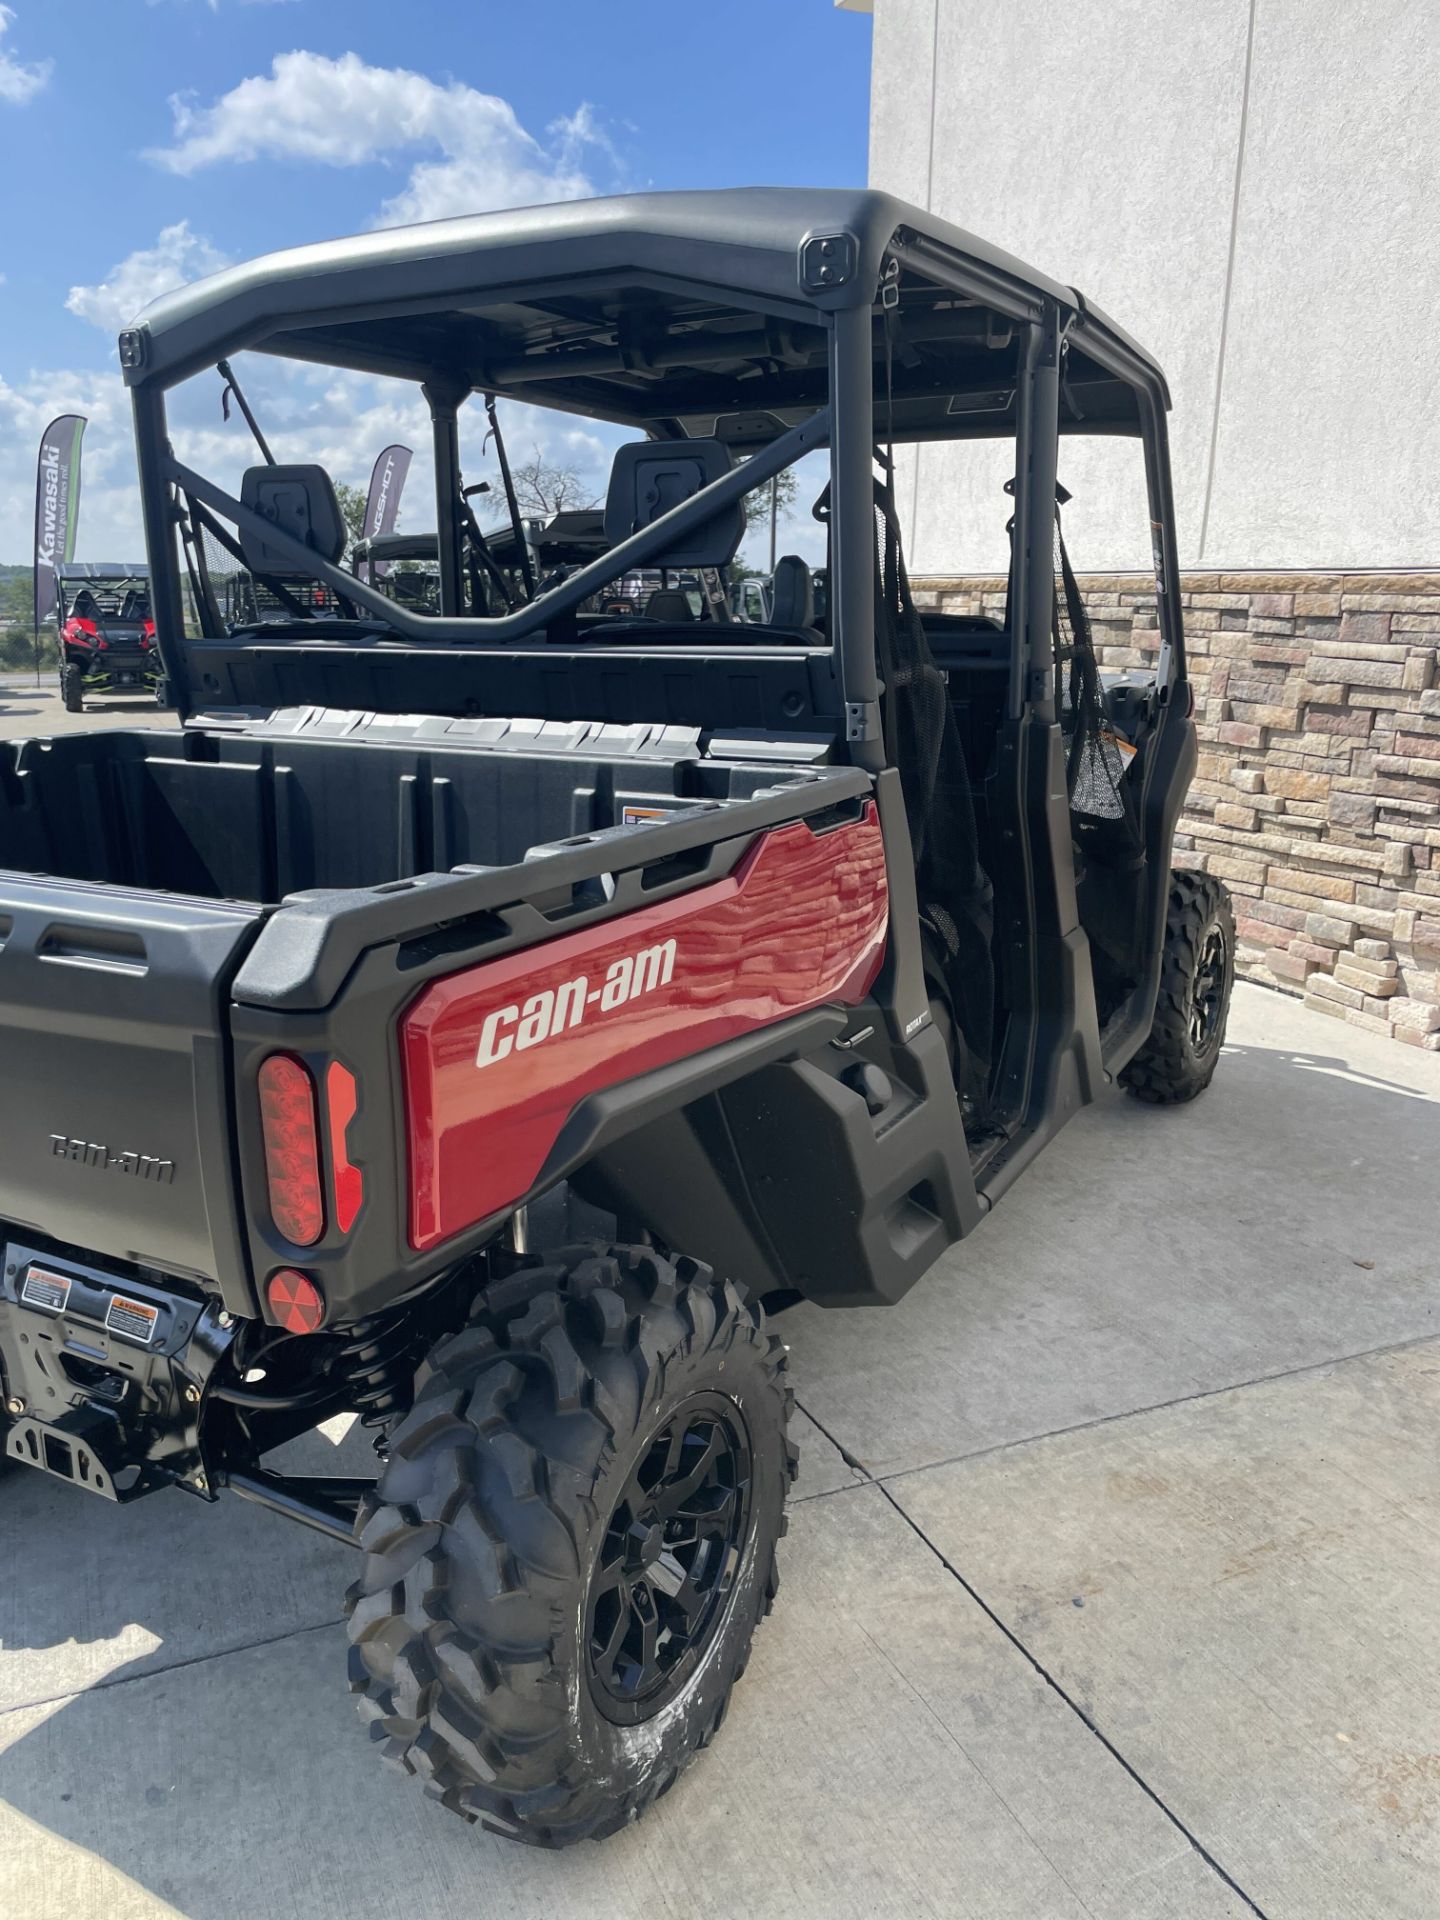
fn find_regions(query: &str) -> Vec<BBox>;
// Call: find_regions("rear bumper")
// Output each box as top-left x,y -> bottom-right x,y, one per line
74,653 -> 160,689
0,1237 -> 217,1501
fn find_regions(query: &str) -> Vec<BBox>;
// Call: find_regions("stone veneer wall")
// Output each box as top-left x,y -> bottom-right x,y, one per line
911,572 -> 1440,1052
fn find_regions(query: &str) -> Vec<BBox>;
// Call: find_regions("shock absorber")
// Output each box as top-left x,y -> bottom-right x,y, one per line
333,1309 -> 424,1433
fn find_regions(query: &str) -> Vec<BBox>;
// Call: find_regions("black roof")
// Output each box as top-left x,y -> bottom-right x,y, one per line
121,189 -> 1166,437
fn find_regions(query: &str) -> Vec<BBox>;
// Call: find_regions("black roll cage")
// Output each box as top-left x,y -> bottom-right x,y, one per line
125,195 -> 1183,757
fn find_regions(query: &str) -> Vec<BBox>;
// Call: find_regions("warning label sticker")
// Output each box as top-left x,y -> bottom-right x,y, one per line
621,803 -> 680,826
21,1267 -> 71,1314
105,1295 -> 159,1346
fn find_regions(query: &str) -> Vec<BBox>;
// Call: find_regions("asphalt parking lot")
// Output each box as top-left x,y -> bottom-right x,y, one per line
1,685 -> 1437,1917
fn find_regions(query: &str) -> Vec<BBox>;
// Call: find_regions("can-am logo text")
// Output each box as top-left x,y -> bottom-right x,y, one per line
475,939 -> 677,1068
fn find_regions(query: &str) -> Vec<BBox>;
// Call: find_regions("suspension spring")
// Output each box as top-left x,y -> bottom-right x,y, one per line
333,1309 -> 422,1432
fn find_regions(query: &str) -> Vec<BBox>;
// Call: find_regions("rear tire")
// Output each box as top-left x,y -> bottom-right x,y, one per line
1121,870 -> 1235,1105
346,1243 -> 795,1847
62,663 -> 84,714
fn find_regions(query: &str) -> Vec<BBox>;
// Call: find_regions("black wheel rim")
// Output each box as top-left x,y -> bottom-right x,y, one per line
1189,922 -> 1229,1055
586,1393 -> 753,1725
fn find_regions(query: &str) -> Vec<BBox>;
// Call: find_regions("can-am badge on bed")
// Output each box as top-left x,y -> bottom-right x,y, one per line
400,807 -> 889,1250
474,937 -> 677,1068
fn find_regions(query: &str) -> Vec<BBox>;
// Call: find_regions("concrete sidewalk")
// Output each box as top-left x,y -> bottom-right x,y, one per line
0,683 -> 171,737
0,860 -> 1435,1909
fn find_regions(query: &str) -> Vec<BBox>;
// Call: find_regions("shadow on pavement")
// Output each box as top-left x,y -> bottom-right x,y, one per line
772,1026 -> 1440,1480
0,1466 -> 564,1917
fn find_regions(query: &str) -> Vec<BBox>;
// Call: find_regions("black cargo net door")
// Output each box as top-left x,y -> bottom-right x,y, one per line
873,472 -> 995,1110
1052,503 -> 1142,853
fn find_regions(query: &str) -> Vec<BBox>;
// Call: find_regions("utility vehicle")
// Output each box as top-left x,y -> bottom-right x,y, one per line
56,562 -> 159,711
0,189 -> 1233,1847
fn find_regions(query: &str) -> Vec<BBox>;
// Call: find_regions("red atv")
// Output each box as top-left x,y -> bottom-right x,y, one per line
56,564 -> 161,711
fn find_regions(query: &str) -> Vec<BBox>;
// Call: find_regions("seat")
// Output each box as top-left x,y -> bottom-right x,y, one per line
238,464 -> 347,575
644,588 -> 695,622
769,553 -> 814,630
604,439 -> 742,567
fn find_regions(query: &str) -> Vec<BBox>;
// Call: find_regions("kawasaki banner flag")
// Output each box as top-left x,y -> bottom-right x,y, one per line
361,443 -> 413,579
33,414 -> 87,628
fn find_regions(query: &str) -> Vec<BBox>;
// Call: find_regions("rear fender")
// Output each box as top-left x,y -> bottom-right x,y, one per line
582,772 -> 982,1308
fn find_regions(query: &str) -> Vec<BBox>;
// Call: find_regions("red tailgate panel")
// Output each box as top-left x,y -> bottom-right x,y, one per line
401,806 -> 888,1250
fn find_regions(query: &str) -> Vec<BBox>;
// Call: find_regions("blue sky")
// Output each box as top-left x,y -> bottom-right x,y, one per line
0,0 -> 872,561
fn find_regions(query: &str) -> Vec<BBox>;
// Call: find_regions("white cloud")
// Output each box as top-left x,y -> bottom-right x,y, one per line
0,365 -> 139,563
146,50 -> 606,226
65,222 -> 231,333
0,5 -> 50,105
0,346 -> 632,566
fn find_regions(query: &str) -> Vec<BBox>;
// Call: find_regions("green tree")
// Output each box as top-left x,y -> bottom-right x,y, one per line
334,481 -> 368,558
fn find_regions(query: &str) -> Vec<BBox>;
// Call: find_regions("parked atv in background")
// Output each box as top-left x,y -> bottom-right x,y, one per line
56,563 -> 161,712
0,188 -> 1233,1847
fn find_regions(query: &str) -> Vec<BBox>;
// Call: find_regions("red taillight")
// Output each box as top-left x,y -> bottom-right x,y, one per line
64,616 -> 97,643
257,1053 -> 324,1246
325,1061 -> 364,1234
266,1268 -> 325,1334
141,620 -> 155,650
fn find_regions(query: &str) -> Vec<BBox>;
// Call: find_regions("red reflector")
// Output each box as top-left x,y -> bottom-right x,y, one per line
257,1053 -> 324,1246
325,1062 -> 364,1235
266,1268 -> 325,1335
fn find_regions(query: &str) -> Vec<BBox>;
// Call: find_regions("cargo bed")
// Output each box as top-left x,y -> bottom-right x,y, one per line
0,713 -> 869,1310
0,712 -> 817,907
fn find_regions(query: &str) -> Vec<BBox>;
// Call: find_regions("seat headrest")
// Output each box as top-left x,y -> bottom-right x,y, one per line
605,438 -> 744,570
239,464 -> 347,576
644,588 -> 695,623
769,553 -> 815,630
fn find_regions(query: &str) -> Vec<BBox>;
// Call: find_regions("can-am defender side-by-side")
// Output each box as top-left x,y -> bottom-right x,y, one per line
0,189 -> 1232,1846
55,562 -> 161,711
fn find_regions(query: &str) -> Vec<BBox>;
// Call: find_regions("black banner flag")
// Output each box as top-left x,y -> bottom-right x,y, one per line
33,414 -> 86,628
361,443 -> 413,579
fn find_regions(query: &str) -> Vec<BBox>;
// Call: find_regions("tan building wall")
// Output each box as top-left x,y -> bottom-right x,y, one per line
913,571 -> 1440,1049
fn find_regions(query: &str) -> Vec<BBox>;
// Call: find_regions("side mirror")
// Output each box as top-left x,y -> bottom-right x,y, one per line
604,439 -> 744,569
239,465 -> 347,575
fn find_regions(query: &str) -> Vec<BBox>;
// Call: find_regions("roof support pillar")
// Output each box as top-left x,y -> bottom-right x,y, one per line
131,383 -> 190,719
828,303 -> 882,772
423,378 -> 469,617
1009,308 -> 1060,722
